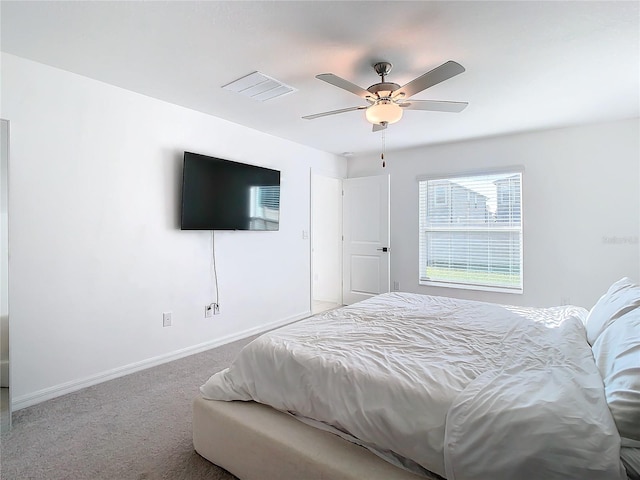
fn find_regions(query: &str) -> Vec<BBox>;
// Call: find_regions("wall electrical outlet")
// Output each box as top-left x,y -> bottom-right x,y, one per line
205,303 -> 220,318
393,281 -> 400,291
162,312 -> 172,327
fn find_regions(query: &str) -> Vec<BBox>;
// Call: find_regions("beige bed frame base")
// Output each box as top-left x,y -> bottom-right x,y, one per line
193,396 -> 426,480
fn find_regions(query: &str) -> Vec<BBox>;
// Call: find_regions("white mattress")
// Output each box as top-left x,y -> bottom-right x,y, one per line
201,292 -> 626,480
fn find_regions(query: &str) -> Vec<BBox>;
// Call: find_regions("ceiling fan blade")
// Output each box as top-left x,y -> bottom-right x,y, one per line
302,105 -> 367,120
316,73 -> 372,99
394,61 -> 465,99
372,123 -> 387,132
400,100 -> 468,113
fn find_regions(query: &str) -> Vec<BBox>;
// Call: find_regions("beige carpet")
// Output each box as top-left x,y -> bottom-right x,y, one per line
0,336 -> 256,480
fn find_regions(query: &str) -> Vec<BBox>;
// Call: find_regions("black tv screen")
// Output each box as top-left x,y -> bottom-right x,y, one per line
180,152 -> 280,231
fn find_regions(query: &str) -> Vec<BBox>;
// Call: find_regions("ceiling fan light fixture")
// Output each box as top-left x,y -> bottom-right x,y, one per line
366,101 -> 403,125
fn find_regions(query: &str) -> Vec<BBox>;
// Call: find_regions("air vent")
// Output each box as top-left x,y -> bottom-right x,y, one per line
222,71 -> 296,102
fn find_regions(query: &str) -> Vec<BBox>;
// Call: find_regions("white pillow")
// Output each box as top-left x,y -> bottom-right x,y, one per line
591,308 -> 640,442
585,277 -> 640,345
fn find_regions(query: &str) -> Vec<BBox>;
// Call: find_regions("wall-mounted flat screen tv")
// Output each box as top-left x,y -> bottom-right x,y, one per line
181,151 -> 280,231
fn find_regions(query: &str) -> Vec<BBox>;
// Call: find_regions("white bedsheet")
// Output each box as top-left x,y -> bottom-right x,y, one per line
200,292 -> 626,480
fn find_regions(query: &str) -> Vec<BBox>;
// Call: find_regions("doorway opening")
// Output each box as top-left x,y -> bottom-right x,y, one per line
311,174 -> 343,314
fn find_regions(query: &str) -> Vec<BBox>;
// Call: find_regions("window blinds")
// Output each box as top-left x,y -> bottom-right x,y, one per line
418,171 -> 522,292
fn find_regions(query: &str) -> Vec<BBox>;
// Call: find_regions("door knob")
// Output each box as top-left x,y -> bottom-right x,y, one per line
377,247 -> 389,252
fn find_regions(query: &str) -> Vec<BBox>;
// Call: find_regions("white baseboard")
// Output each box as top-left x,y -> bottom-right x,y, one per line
12,310 -> 311,411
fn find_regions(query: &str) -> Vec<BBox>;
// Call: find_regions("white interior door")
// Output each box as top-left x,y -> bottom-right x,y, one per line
342,175 -> 390,305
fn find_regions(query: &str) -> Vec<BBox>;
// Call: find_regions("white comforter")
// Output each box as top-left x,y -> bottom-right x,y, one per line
200,292 -> 626,480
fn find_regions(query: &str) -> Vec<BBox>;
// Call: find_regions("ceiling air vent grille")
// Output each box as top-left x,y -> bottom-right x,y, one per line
222,71 -> 296,102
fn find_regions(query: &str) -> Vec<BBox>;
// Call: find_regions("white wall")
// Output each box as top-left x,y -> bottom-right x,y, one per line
349,119 -> 640,309
1,54 -> 346,408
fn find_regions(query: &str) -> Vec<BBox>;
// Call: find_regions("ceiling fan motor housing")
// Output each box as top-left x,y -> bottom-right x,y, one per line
367,82 -> 400,97
369,62 -> 399,98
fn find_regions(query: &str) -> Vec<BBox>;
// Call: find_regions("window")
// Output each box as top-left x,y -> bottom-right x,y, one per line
418,171 -> 522,293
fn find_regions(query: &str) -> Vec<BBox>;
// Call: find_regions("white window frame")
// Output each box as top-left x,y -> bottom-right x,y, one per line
418,168 -> 523,294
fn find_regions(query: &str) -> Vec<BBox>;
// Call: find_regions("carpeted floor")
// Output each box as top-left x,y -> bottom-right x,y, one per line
0,336 -> 256,480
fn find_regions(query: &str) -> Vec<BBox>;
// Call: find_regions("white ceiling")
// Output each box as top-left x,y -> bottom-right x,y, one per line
1,1 -> 638,156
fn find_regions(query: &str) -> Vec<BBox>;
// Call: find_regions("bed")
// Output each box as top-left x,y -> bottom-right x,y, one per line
194,280 -> 640,480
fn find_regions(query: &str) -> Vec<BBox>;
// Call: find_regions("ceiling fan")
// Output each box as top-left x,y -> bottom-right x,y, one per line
303,61 -> 468,131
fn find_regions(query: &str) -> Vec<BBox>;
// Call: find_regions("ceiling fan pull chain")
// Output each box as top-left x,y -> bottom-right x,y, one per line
382,129 -> 386,168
